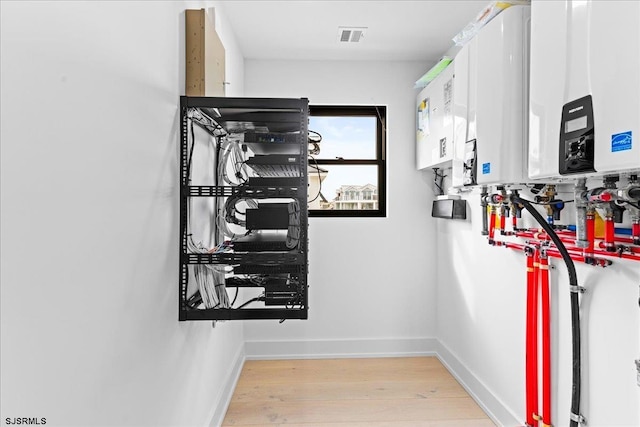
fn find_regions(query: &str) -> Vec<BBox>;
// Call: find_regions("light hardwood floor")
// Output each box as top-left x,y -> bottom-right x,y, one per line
222,356 -> 496,426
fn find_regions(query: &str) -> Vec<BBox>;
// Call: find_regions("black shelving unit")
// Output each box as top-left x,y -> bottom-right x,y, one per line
179,96 -> 309,321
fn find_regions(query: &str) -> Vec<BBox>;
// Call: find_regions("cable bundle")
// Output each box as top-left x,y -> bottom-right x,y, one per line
186,236 -> 230,309
286,200 -> 301,249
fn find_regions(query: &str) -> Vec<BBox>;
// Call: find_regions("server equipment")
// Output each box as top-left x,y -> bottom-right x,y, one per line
179,96 -> 309,321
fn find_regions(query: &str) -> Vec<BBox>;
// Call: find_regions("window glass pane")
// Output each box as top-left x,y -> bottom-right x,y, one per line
308,164 -> 379,211
308,116 -> 376,159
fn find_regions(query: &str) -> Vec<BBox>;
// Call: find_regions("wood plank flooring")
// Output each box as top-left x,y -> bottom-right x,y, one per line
222,356 -> 496,426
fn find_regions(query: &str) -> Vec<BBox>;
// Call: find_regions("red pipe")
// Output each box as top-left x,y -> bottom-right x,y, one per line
525,250 -> 536,427
597,241 -> 640,256
540,253 -> 552,427
604,214 -> 616,252
540,244 -> 640,263
531,249 -> 540,426
612,235 -> 637,245
586,211 -> 595,254
512,214 -> 518,232
489,209 -> 497,243
518,236 -> 640,262
632,218 -> 640,245
505,242 -> 612,266
516,231 -> 577,246
505,242 -> 526,251
500,210 -> 506,235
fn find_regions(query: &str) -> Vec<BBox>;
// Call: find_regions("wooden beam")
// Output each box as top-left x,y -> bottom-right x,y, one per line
185,8 -> 225,96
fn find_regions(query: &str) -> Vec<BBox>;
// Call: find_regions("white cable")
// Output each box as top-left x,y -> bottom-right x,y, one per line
187,236 -> 230,309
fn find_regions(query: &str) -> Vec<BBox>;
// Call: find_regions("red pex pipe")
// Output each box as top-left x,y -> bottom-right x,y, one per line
540,253 -> 552,427
489,209 -> 497,243
597,242 -> 640,256
531,249 -> 540,426
525,250 -> 536,427
510,243 -> 609,266
541,244 -> 640,263
586,211 -> 595,254
612,235 -> 637,245
504,242 -> 526,251
604,216 -> 616,252
517,235 -> 640,262
512,214 -> 518,232
516,231 -> 576,246
500,212 -> 506,235
632,219 -> 640,245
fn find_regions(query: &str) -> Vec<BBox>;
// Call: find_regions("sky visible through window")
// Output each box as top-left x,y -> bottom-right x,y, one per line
308,116 -> 377,200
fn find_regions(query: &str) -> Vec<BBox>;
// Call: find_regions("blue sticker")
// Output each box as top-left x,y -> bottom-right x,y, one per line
611,131 -> 632,152
482,162 -> 491,174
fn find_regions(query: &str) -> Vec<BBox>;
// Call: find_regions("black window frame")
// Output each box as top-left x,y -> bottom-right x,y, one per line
308,105 -> 387,218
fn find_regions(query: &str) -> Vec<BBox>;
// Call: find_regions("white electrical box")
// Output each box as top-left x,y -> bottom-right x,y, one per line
416,64 -> 454,170
528,0 -> 640,180
452,5 -> 531,187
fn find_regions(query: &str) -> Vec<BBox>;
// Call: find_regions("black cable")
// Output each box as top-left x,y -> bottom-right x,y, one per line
308,155 -> 323,203
433,168 -> 446,196
236,296 -> 264,309
308,130 -> 322,143
513,195 -> 582,427
625,200 -> 640,210
308,130 -> 322,155
186,120 -> 196,181
231,287 -> 239,307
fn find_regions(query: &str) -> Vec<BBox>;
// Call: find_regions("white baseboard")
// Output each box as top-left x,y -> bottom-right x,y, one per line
207,344 -> 246,427
244,337 -> 439,360
435,341 -> 521,427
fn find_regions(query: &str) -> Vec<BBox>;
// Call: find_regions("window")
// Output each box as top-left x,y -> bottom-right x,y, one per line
307,105 -> 386,217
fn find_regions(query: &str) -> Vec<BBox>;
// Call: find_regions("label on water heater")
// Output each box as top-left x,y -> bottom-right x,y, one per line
482,162 -> 491,174
611,131 -> 632,152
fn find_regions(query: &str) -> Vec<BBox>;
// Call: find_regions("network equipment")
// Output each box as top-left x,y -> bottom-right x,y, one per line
179,96 -> 309,321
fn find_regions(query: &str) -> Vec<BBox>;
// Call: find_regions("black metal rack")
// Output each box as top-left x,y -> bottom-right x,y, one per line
179,96 -> 309,321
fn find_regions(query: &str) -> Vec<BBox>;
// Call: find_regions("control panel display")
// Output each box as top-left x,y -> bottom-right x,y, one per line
559,95 -> 595,175
565,115 -> 587,133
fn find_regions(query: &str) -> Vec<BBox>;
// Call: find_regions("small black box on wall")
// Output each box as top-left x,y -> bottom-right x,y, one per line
431,199 -> 467,220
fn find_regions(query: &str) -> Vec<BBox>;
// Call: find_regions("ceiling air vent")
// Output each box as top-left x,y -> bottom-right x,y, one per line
338,27 -> 367,43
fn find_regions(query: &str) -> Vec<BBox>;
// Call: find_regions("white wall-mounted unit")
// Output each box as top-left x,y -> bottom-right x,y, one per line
416,63 -> 454,170
528,0 -> 640,180
451,5 -> 530,188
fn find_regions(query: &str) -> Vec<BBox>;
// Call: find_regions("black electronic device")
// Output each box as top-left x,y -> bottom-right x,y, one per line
233,232 -> 293,251
245,155 -> 300,177
243,132 -> 301,155
559,95 -> 595,175
432,199 -> 467,219
247,177 -> 300,187
246,203 -> 290,230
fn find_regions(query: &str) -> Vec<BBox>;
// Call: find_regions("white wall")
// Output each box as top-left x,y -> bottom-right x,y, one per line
437,183 -> 640,426
0,1 -> 244,426
243,59 -> 438,357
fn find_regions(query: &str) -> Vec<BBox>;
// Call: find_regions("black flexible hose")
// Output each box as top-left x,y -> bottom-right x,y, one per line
513,196 -> 582,427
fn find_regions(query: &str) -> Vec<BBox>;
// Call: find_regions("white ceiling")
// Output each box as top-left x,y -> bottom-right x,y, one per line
218,0 -> 486,62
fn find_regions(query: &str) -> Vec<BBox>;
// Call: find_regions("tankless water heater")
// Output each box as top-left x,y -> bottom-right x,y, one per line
451,5 -> 530,188
416,63 -> 454,170
528,0 -> 640,180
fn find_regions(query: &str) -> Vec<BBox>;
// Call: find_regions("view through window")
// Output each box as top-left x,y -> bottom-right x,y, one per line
308,106 -> 386,217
